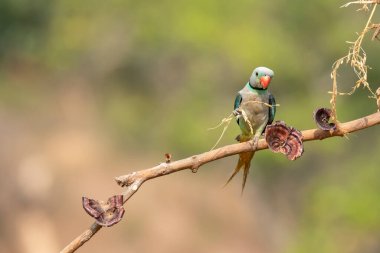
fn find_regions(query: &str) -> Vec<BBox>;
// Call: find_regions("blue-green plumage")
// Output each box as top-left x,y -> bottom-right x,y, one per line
234,93 -> 242,110
267,93 -> 276,126
234,93 -> 242,125
226,67 -> 276,193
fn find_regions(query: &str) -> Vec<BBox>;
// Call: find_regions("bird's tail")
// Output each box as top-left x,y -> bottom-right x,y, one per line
224,150 -> 255,194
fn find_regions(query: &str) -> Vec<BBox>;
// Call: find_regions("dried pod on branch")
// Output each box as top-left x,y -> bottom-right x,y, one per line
82,195 -> 125,227
313,108 -> 337,131
265,121 -> 304,160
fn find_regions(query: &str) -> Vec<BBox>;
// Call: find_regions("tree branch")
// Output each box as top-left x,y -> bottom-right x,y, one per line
60,111 -> 380,253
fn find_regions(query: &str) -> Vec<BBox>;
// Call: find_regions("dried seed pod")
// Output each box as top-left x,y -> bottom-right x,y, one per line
313,108 -> 336,131
82,195 -> 125,227
265,121 -> 304,160
284,128 -> 303,160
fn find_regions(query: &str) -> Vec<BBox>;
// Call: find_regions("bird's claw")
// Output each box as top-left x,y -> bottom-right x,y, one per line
252,136 -> 259,150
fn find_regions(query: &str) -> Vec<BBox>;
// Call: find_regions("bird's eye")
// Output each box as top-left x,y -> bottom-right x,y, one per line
255,72 -> 258,77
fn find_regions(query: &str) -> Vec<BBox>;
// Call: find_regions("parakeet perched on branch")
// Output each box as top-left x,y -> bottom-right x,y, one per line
226,66 -> 276,193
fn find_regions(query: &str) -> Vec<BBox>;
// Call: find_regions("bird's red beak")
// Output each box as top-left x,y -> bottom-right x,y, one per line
260,76 -> 271,89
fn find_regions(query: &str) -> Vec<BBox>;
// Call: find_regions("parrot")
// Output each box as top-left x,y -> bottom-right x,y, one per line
225,66 -> 276,193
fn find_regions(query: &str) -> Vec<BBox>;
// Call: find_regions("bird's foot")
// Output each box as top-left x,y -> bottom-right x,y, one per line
252,136 -> 259,150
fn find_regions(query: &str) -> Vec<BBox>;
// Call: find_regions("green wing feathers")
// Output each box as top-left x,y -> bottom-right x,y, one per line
234,93 -> 242,110
268,93 -> 276,125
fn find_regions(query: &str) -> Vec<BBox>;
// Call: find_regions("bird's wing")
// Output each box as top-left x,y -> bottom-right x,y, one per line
267,93 -> 276,125
234,92 -> 243,110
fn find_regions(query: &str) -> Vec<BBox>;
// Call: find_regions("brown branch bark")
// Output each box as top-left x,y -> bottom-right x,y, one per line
60,111 -> 380,253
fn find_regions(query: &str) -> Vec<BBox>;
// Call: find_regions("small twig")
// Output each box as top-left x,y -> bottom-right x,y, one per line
60,111 -> 380,253
208,113 -> 235,150
240,110 -> 254,135
244,100 -> 280,108
341,0 -> 380,8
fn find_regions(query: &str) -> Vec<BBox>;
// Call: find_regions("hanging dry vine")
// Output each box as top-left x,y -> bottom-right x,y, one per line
330,0 -> 380,121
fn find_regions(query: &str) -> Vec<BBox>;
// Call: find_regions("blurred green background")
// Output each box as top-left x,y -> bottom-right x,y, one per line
0,0 -> 380,253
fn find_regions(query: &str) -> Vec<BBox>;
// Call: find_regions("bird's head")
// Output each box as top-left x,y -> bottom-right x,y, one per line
249,66 -> 274,90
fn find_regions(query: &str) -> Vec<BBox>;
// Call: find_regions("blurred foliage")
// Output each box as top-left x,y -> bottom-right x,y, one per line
0,0 -> 52,58
0,0 -> 380,253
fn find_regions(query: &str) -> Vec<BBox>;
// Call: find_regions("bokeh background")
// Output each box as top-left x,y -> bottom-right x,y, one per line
1,0 -> 380,252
